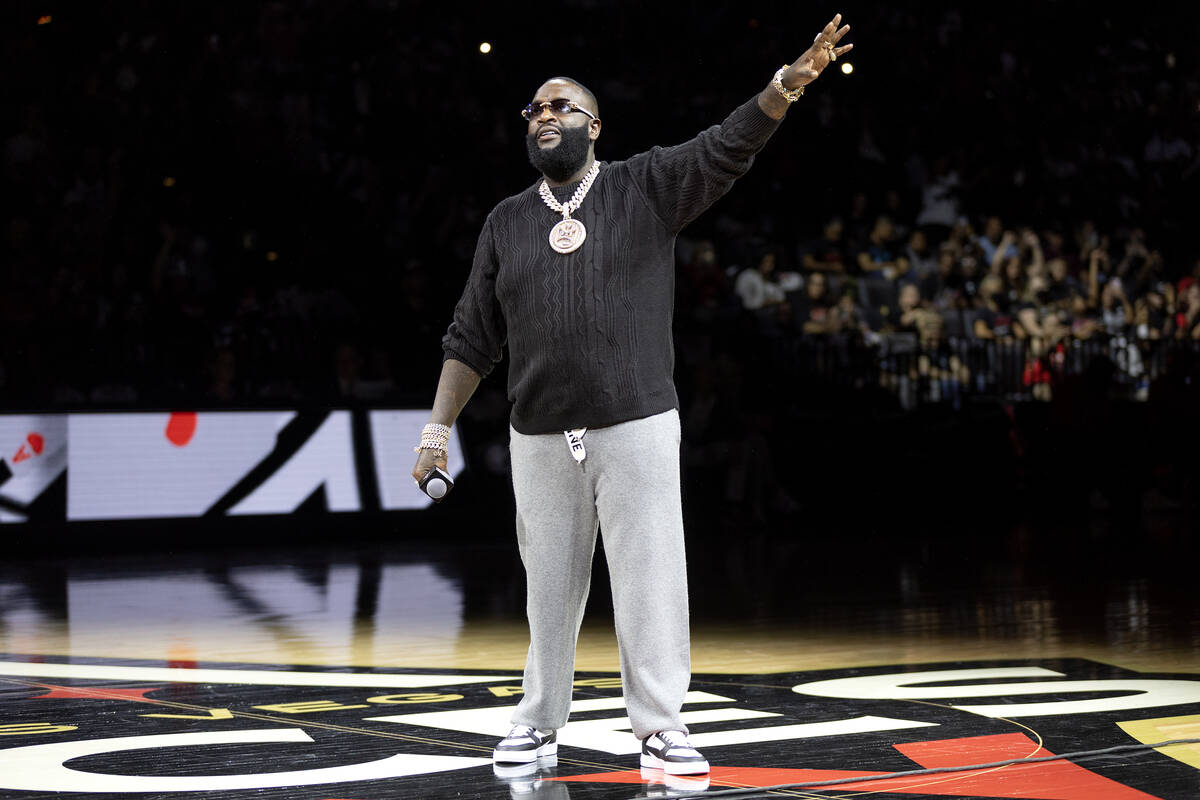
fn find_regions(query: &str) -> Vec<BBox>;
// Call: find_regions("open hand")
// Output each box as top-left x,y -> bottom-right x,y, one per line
783,13 -> 854,88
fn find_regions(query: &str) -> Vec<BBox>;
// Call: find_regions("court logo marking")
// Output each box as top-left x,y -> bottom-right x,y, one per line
0,656 -> 1196,798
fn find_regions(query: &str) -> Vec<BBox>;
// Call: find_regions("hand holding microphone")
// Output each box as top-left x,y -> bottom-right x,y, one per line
412,423 -> 454,503
418,465 -> 454,501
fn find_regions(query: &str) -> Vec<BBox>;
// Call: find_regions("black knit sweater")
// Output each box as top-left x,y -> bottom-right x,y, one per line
443,95 -> 782,434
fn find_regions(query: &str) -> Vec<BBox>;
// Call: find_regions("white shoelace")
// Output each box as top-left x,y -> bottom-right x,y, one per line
656,730 -> 694,750
505,725 -> 536,741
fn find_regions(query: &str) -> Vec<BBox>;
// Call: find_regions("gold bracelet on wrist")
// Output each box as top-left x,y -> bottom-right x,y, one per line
772,66 -> 805,102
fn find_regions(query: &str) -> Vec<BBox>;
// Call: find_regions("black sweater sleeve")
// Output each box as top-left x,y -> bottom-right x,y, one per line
625,95 -> 782,234
441,213 -> 506,378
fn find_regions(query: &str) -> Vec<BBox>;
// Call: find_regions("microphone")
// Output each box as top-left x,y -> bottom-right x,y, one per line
418,466 -> 454,502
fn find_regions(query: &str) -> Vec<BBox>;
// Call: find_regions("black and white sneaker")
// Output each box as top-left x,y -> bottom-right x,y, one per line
639,730 -> 709,775
493,725 -> 558,763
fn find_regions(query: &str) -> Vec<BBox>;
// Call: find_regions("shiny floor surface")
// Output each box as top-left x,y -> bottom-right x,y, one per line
1,518 -> 1198,799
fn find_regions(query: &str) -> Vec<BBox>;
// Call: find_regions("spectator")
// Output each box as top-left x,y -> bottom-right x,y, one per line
799,217 -> 850,273
901,229 -> 937,284
735,250 -> 789,312
793,272 -> 836,335
1115,228 -> 1151,283
958,238 -> 987,304
1176,282 -> 1200,340
992,228 -> 1043,282
977,216 -> 1017,268
857,215 -> 908,279
1075,221 -> 1108,270
1000,251 -> 1029,307
1084,246 -> 1110,313
1039,226 -> 1076,272
1015,271 -> 1065,344
1045,257 -> 1082,308
888,282 -> 939,339
1070,293 -> 1103,341
826,289 -> 867,339
1135,289 -> 1172,341
1099,278 -> 1135,337
973,275 -> 1016,339
927,242 -> 965,310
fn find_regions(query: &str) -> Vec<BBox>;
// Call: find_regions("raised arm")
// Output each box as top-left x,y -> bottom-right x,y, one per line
1087,249 -> 1103,308
757,13 -> 854,120
631,13 -> 853,233
991,231 -> 1017,273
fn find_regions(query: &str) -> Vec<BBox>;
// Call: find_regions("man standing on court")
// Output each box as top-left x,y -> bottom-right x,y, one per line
412,14 -> 853,775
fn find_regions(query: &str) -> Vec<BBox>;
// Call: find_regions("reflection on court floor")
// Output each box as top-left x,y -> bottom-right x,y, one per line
1,533 -> 1198,797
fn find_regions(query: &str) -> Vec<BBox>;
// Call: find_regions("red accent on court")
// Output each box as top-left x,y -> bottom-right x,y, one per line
32,685 -> 164,702
12,432 -> 44,463
165,412 -> 198,447
554,733 -> 1162,799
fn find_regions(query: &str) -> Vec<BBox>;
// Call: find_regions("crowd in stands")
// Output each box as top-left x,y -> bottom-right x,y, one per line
2,1 -> 1198,414
724,217 -> 1200,347
678,213 -> 1200,407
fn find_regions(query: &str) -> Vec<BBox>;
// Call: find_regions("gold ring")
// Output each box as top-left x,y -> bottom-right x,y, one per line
824,41 -> 836,61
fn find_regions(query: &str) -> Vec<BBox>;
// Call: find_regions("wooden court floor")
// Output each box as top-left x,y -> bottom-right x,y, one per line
0,517 -> 1197,798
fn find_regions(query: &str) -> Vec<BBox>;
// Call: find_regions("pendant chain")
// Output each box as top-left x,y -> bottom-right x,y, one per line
539,162 -> 600,220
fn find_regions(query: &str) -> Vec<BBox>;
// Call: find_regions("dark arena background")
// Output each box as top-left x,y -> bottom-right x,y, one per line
1,2 -> 1198,799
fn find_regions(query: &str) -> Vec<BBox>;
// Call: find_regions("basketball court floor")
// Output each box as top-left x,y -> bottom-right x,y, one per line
1,515 -> 1197,799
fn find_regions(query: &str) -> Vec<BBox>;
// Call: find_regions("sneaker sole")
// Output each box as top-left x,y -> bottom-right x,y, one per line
493,743 -> 557,764
640,751 -> 710,775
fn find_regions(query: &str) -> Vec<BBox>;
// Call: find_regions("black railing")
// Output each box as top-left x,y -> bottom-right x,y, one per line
773,334 -> 1200,408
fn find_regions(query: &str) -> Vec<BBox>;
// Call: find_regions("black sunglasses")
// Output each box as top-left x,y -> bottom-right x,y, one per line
521,99 -> 597,121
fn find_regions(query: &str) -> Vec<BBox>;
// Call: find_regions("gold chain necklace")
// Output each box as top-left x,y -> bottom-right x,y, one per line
538,161 -> 600,254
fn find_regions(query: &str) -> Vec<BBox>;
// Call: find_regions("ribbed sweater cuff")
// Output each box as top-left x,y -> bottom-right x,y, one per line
729,93 -> 783,141
442,346 -> 490,380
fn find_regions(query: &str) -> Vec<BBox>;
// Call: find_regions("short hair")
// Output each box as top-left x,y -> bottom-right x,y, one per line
545,75 -> 599,118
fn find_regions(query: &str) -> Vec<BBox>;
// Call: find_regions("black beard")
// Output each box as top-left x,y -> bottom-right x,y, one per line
525,125 -> 592,183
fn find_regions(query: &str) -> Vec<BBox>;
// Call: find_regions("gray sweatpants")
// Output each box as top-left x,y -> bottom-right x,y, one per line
508,408 -> 691,740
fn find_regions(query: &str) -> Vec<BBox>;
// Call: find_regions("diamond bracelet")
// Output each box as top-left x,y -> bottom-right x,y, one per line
772,66 -> 805,102
414,423 -> 451,455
